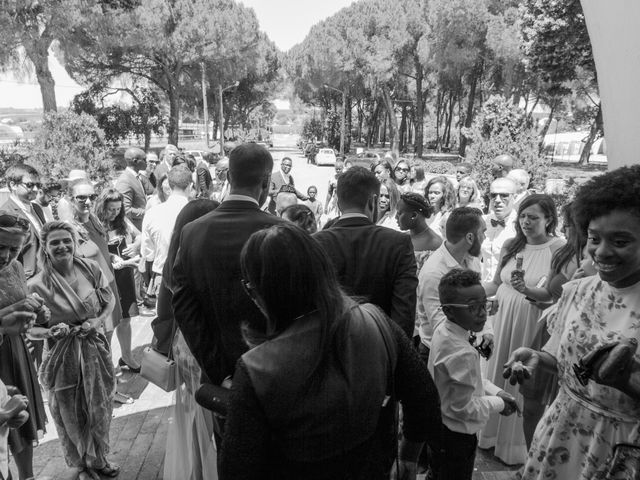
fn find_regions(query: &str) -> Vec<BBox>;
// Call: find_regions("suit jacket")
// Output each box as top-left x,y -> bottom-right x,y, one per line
172,200 -> 286,384
0,197 -> 42,279
115,169 -> 147,231
313,216 -> 418,337
269,170 -> 306,200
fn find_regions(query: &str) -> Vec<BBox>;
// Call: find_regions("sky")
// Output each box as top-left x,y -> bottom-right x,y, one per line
0,0 -> 354,111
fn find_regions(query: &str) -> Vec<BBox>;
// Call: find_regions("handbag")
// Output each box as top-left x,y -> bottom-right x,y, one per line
140,321 -> 177,392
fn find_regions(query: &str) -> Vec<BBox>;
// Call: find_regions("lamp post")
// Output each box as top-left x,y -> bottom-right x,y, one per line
218,81 -> 239,155
323,84 -> 347,156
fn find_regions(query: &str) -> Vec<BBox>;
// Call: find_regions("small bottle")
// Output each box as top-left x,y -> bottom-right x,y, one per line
512,254 -> 525,283
515,254 -> 524,271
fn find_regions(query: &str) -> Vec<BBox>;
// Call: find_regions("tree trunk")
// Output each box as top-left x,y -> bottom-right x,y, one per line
537,99 -> 557,153
381,87 -> 399,157
23,37 -> 57,112
414,56 -> 424,157
167,83 -> 180,146
578,102 -> 603,165
460,59 -> 482,156
399,105 -> 407,153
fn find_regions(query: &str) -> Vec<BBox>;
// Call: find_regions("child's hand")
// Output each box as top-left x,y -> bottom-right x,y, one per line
6,410 -> 29,428
497,391 -> 520,416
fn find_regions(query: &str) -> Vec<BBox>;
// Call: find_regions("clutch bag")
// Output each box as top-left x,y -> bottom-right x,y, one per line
140,346 -> 176,392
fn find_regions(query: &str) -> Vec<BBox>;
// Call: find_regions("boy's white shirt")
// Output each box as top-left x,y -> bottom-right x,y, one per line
427,319 -> 504,435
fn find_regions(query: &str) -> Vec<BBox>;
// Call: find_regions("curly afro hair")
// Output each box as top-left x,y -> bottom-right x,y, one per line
572,165 -> 640,235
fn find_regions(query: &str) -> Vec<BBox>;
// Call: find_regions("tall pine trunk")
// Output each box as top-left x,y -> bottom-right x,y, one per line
23,37 -> 57,112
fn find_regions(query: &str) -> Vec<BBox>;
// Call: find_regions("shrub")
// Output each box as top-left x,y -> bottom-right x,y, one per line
462,95 -> 555,192
24,111 -> 112,183
419,160 -> 456,175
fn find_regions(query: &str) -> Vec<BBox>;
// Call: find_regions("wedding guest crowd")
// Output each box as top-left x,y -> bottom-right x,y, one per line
0,143 -> 638,480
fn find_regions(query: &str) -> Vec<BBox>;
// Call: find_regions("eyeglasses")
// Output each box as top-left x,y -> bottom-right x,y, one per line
0,214 -> 29,231
20,182 -> 42,190
490,192 -> 511,200
74,194 -> 98,203
441,300 -> 493,314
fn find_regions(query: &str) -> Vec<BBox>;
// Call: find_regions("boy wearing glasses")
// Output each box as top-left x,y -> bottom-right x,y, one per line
1,165 -> 44,279
428,268 -> 519,479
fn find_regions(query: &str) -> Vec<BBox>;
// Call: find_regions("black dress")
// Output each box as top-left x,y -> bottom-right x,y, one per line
107,234 -> 139,319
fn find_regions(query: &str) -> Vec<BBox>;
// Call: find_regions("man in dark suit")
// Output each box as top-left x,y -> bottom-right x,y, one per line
172,143 -> 285,384
0,164 -> 44,279
115,147 -> 148,231
314,167 -> 417,337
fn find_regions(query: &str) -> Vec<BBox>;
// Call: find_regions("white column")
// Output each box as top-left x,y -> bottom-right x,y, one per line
581,0 -> 640,170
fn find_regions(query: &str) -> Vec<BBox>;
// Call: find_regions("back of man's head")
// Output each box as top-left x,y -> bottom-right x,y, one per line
228,143 -> 273,189
506,169 -> 530,193
337,166 -> 380,211
167,165 -> 193,191
445,207 -> 483,244
276,191 -> 297,215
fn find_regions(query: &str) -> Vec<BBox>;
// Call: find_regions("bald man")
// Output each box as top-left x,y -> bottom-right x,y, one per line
153,144 -> 179,186
506,168 -> 532,210
480,177 -> 518,282
115,147 -> 148,230
491,154 -> 515,179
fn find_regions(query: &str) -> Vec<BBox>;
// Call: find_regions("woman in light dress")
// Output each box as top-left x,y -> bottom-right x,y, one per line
479,194 -> 564,465
504,165 -> 640,480
160,199 -> 220,480
376,178 -> 401,231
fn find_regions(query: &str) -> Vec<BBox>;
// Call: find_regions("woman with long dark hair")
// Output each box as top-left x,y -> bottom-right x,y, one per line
425,176 -> 456,238
221,224 -> 442,480
376,178 -> 401,230
479,194 -> 564,465
94,188 -> 141,372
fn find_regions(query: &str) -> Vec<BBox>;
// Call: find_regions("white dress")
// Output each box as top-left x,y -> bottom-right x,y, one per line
479,238 -> 564,465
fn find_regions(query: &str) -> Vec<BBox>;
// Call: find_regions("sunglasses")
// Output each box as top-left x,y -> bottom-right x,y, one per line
0,214 -> 30,231
74,194 -> 98,203
441,300 -> 493,314
490,192 -> 511,200
21,181 -> 42,190
395,167 -> 409,173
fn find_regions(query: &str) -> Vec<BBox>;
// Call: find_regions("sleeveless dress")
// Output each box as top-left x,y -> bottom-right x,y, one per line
479,237 -> 564,465
0,261 -> 47,452
517,276 -> 640,480
107,231 -> 139,319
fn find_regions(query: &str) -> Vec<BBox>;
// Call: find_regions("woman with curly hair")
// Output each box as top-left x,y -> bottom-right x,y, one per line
504,165 -> 640,479
376,178 -> 401,230
395,192 -> 442,273
425,176 -> 456,238
94,188 -> 142,373
479,194 -> 564,465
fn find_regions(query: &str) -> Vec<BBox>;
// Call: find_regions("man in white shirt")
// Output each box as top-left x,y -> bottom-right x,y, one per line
506,168 -> 532,211
480,177 -> 518,282
141,166 -> 192,286
417,207 -> 486,353
428,269 -> 518,479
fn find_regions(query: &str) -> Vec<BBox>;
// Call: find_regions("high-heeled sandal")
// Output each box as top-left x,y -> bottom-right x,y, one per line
118,357 -> 141,373
94,462 -> 120,477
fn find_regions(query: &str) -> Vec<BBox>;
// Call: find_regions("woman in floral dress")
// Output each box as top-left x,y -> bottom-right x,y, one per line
504,165 -> 640,480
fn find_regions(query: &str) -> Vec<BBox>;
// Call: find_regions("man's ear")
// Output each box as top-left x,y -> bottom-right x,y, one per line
465,232 -> 475,246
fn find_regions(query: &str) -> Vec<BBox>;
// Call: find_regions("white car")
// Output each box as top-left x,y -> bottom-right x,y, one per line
315,148 -> 337,166
183,150 -> 207,163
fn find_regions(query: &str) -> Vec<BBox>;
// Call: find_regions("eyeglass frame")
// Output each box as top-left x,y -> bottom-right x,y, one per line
394,166 -> 410,173
441,300 -> 494,314
74,194 -> 98,203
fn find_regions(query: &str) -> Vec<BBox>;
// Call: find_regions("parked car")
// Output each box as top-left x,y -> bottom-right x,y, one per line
315,148 -> 337,166
542,131 -> 607,165
183,150 -> 207,163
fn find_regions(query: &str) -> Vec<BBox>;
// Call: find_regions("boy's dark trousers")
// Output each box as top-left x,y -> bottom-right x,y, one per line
431,425 -> 477,480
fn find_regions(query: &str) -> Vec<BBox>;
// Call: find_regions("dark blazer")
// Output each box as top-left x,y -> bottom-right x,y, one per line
115,169 -> 147,231
172,200 -> 286,384
313,216 -> 418,337
0,197 -> 42,279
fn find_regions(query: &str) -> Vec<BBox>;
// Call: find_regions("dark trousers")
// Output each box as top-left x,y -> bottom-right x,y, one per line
432,426 -> 477,480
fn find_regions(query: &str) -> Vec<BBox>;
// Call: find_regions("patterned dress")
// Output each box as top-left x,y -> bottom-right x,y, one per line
517,275 -> 640,480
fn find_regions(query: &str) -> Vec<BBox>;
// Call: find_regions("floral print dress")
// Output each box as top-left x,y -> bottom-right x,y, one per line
518,275 -> 640,480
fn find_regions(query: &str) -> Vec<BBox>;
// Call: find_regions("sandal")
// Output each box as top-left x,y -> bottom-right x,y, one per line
94,462 -> 120,477
77,466 -> 100,480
